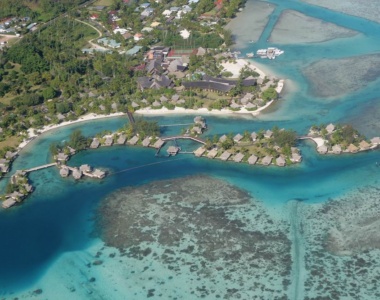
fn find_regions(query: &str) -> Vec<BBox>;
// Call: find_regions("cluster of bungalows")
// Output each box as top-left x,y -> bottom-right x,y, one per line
59,164 -> 106,180
0,150 -> 18,178
309,124 -> 380,155
182,75 -> 257,94
193,130 -> 302,167
2,171 -> 33,209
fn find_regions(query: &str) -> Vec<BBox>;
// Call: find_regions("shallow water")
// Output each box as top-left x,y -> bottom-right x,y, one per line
1,0 -> 380,299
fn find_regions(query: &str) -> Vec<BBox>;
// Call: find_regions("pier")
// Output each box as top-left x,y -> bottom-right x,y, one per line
162,136 -> 206,145
24,163 -> 57,173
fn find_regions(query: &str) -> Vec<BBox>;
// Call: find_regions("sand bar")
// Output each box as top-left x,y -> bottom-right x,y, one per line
270,10 -> 357,44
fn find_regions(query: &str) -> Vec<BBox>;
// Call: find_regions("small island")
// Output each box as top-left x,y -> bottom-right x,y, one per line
306,123 -> 380,154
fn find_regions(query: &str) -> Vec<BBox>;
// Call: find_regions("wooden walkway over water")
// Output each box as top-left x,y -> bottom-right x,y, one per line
25,163 -> 57,173
161,136 -> 206,145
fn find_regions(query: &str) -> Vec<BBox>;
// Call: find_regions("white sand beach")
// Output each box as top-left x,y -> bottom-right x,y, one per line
222,58 -> 267,79
18,113 -> 126,150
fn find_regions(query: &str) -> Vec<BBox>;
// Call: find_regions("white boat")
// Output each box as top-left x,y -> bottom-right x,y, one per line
256,47 -> 284,59
246,52 -> 254,58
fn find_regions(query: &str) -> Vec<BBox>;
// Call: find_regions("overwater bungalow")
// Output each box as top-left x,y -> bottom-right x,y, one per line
261,156 -> 273,166
72,168 -> 82,180
370,137 -> 380,145
347,144 -> 359,153
90,138 -> 100,149
264,130 -> 273,139
153,139 -> 165,149
142,137 -> 151,147
167,146 -> 180,156
117,134 -> 127,145
80,164 -> 91,173
359,140 -> 370,151
248,154 -> 258,165
128,135 -> 139,145
60,166 -> 70,177
233,153 -> 244,163
194,147 -> 206,157
104,136 -> 114,146
317,145 -> 328,154
219,151 -> 232,161
233,134 -> 243,143
207,148 -> 218,159
276,156 -> 286,167
332,144 -> 342,154
92,169 -> 106,179
192,126 -> 202,135
2,198 -> 17,209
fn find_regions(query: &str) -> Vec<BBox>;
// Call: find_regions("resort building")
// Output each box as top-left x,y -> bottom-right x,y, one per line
207,149 -> 218,159
233,153 -> 244,163
167,146 -> 180,156
117,134 -> 127,145
194,147 -> 206,157
317,145 -> 328,154
128,136 -> 139,145
261,156 -> 273,165
233,134 -> 243,143
276,156 -> 286,167
142,137 -> 151,147
332,144 -> 342,154
90,138 -> 100,149
248,154 -> 258,165
153,139 -> 165,149
348,144 -> 359,153
359,140 -> 370,150
220,151 -> 232,161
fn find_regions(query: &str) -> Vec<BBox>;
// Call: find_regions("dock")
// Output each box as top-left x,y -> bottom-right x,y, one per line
24,163 -> 57,173
161,136 -> 206,145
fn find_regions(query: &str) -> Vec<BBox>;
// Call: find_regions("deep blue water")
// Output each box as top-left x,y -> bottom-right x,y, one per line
1,0 -> 380,297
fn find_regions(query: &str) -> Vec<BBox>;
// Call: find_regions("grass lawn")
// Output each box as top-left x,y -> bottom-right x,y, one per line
93,0 -> 114,6
0,136 -> 21,150
0,93 -> 17,105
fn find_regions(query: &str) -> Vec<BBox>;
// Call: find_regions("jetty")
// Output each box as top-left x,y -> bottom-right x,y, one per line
161,136 -> 206,145
24,163 -> 57,173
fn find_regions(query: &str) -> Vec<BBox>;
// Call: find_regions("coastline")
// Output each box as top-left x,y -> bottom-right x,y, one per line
16,58 -> 283,153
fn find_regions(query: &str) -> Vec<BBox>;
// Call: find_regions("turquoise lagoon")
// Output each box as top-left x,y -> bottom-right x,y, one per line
1,0 -> 380,299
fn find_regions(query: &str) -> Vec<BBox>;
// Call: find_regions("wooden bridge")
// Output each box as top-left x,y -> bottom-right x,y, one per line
24,163 -> 57,173
161,136 -> 206,145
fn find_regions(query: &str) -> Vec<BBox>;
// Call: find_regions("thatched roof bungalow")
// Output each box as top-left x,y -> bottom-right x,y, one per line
233,153 -> 244,163
261,156 -> 273,166
90,138 -> 100,149
348,144 -> 358,153
167,146 -> 180,155
233,134 -> 243,143
332,144 -> 342,154
290,153 -> 302,163
276,156 -> 286,167
370,137 -> 380,145
194,147 -> 206,157
251,132 -> 257,142
128,135 -> 139,145
264,130 -> 273,138
142,137 -> 151,147
2,198 -> 17,209
207,149 -> 218,159
219,135 -> 227,143
326,123 -> 335,134
248,154 -> 258,165
60,166 -> 70,177
117,134 -> 127,145
317,145 -> 328,154
219,151 -> 231,161
104,136 -> 114,146
72,168 -> 82,179
153,139 -> 165,149
359,140 -> 370,150
56,152 -> 69,162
